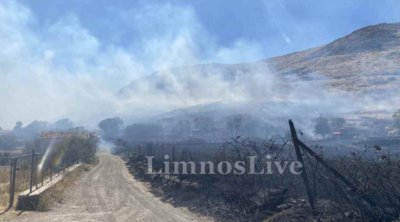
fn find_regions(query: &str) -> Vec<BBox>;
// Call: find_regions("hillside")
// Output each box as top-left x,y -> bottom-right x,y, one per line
267,23 -> 400,91
120,23 -> 400,96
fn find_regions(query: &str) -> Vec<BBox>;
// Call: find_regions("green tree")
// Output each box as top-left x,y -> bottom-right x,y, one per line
55,135 -> 98,166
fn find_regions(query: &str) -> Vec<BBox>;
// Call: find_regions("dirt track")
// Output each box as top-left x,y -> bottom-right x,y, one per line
3,153 -> 209,222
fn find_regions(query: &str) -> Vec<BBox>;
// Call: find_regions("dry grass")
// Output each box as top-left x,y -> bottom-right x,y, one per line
0,167 -> 10,211
36,164 -> 91,211
0,166 -> 36,211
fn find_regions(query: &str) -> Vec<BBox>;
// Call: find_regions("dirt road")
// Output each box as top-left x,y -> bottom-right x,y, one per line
3,153 -> 209,222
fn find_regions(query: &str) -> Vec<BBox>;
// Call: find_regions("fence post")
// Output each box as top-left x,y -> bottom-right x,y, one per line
35,155 -> 38,189
29,150 -> 35,193
9,159 -> 17,208
289,120 -> 316,214
8,159 -> 13,209
41,168 -> 44,186
172,145 -> 175,162
296,137 -> 378,208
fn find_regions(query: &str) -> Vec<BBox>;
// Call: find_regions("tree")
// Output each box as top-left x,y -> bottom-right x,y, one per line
52,135 -> 98,167
98,117 -> 123,139
314,117 -> 331,137
0,134 -> 18,149
13,120 -> 49,139
13,121 -> 23,136
52,118 -> 74,131
123,123 -> 163,142
393,110 -> 400,128
24,120 -> 49,138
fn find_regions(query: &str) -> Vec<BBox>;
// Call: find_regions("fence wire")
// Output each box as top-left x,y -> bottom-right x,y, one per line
118,125 -> 400,221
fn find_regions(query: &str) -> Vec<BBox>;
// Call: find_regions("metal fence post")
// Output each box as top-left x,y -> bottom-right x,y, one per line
29,150 -> 35,193
35,154 -> 38,189
9,159 -> 17,208
289,120 -> 316,214
8,159 -> 13,209
172,145 -> 175,162
296,136 -> 378,208
41,169 -> 44,186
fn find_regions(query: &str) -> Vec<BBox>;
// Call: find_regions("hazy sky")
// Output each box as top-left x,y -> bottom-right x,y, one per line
22,0 -> 400,58
0,0 -> 399,129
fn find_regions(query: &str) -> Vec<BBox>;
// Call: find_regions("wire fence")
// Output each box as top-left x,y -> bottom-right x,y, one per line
119,142 -> 222,162
288,119 -> 400,220
117,120 -> 400,220
1,151 -> 69,210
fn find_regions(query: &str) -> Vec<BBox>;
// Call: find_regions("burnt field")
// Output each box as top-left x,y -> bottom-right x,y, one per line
114,132 -> 400,221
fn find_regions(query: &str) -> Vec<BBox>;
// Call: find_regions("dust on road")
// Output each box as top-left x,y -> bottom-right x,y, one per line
2,153 -> 210,222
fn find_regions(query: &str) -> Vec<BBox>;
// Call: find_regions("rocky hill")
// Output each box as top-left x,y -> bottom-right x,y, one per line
120,23 -> 400,97
267,23 -> 400,91
117,23 -> 400,139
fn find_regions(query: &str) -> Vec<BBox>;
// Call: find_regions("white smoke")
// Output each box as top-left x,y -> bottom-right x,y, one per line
0,0 -> 397,132
0,1 -> 265,128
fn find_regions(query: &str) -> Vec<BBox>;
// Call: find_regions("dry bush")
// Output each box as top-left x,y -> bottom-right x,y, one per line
123,138 -> 295,221
323,146 -> 400,220
208,138 -> 293,218
121,138 -> 400,221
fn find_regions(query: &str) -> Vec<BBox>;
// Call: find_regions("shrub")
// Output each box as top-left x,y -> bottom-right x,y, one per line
56,135 -> 98,165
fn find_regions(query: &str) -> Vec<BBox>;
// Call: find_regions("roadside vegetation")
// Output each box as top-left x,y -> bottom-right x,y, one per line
0,133 -> 98,212
0,167 -> 10,211
116,136 -> 400,221
32,136 -> 98,211
97,110 -> 400,221
54,136 -> 98,165
36,164 -> 92,211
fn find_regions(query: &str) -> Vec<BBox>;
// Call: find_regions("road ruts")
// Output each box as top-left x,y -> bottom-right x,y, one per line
3,152 -> 210,222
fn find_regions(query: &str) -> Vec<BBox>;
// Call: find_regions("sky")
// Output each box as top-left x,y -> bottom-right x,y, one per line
0,0 -> 399,129
22,0 -> 400,58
